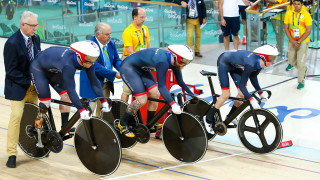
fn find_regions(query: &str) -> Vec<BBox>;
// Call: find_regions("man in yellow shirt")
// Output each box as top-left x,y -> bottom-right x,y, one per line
284,0 -> 312,89
121,7 -> 151,102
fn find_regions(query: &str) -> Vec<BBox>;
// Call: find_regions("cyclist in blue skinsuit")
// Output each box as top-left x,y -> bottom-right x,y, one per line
30,40 -> 111,122
204,45 -> 279,134
118,45 -> 194,137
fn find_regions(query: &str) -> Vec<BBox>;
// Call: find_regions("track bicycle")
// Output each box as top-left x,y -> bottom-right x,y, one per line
101,93 -> 208,163
18,97 -> 121,176
183,70 -> 283,154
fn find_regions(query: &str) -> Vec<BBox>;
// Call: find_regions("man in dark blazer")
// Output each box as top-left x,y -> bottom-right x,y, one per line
80,22 -> 122,116
3,11 -> 41,168
174,0 -> 207,57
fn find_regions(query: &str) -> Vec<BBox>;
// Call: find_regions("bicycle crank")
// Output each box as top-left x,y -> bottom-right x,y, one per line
134,124 -> 150,144
45,130 -> 63,153
214,122 -> 227,136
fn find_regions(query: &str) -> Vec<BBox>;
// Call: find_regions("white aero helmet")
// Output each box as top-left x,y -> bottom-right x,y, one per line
168,45 -> 194,65
253,44 -> 279,62
70,40 -> 100,64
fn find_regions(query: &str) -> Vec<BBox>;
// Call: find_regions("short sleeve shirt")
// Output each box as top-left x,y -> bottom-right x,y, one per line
122,23 -> 150,56
284,8 -> 312,43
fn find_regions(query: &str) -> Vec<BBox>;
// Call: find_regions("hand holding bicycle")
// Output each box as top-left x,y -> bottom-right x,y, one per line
259,91 -> 269,102
80,109 -> 91,120
249,97 -> 261,109
101,101 -> 111,112
171,103 -> 182,114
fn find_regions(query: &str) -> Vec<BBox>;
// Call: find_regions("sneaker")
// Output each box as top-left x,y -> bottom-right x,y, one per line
297,83 -> 304,89
150,123 -> 163,130
67,10 -> 73,14
286,64 -> 294,71
117,121 -> 135,138
203,116 -> 214,134
242,36 -> 246,45
62,11 -> 66,16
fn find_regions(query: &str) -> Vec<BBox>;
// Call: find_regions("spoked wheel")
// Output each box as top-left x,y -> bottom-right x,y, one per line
101,99 -> 138,149
183,98 -> 216,141
237,109 -> 283,154
74,117 -> 121,176
162,112 -> 207,163
18,103 -> 51,159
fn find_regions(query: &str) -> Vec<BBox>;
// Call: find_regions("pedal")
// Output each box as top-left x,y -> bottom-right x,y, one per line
113,119 -> 120,131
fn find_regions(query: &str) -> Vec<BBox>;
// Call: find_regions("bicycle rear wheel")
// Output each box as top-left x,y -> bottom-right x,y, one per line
162,112 -> 207,163
183,98 -> 216,141
237,109 -> 283,154
18,103 -> 51,159
75,117 -> 121,176
101,99 -> 138,149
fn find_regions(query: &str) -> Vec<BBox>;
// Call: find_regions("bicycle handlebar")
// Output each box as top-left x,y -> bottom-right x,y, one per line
251,90 -> 272,104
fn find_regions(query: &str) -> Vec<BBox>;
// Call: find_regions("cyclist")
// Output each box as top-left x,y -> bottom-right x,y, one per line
30,40 -> 111,122
118,45 -> 194,137
204,44 -> 278,134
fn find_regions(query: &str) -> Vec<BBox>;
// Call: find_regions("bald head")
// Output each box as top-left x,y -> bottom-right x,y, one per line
132,7 -> 146,27
94,22 -> 111,45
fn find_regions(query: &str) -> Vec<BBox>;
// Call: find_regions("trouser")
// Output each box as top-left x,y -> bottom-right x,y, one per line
288,42 -> 309,84
271,19 -> 284,53
7,85 -> 38,156
89,82 -> 111,117
187,18 -> 202,53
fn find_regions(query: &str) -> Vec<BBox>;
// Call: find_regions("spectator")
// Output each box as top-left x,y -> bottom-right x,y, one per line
4,11 -> 41,168
62,0 -> 73,16
80,23 -> 122,116
218,0 -> 252,50
121,7 -> 151,102
238,0 -> 248,45
174,0 -> 207,57
284,0 -> 312,89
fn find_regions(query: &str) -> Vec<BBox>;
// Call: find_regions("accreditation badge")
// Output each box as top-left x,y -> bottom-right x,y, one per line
189,8 -> 196,18
293,29 -> 300,39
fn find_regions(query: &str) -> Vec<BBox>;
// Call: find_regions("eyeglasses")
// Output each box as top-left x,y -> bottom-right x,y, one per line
25,23 -> 39,28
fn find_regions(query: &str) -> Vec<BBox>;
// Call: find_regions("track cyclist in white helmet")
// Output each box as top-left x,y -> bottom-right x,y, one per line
118,45 -> 194,137
204,45 -> 278,134
30,40 -> 111,125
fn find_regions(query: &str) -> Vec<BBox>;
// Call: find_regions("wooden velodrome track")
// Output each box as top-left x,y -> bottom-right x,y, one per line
0,96 -> 319,179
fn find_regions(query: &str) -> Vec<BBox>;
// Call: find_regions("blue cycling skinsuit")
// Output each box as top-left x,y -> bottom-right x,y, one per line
30,46 -> 104,112
217,50 -> 263,99
120,48 -> 193,106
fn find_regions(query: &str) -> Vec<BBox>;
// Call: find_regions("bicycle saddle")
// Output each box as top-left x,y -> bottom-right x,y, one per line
200,70 -> 217,76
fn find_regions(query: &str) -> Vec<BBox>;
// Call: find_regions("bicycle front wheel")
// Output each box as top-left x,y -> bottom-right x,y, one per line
74,117 -> 121,176
18,103 -> 51,159
162,112 -> 207,163
237,109 -> 283,154
183,98 -> 216,141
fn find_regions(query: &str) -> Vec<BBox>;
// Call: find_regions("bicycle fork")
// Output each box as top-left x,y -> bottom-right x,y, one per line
82,119 -> 97,150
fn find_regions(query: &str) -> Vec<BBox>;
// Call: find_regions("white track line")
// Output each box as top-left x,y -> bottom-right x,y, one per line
103,152 -> 249,180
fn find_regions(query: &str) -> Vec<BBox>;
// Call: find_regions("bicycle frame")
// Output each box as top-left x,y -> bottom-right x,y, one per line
203,73 -> 260,127
144,97 -> 171,129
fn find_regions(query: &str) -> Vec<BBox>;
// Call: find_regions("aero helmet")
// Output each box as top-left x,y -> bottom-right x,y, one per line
253,44 -> 279,62
70,40 -> 100,64
168,45 -> 194,65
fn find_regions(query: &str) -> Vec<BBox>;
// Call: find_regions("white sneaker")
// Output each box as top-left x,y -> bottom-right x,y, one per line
203,116 -> 214,134
231,118 -> 238,126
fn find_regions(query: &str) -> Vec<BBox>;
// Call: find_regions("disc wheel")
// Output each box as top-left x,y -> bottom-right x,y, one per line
18,103 -> 51,159
183,98 -> 216,141
237,109 -> 283,154
102,99 -> 138,149
134,124 -> 150,144
74,117 -> 121,176
46,130 -> 63,153
162,112 -> 207,163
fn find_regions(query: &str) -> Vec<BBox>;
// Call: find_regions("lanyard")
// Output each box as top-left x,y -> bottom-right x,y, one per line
292,12 -> 301,26
135,28 -> 146,45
